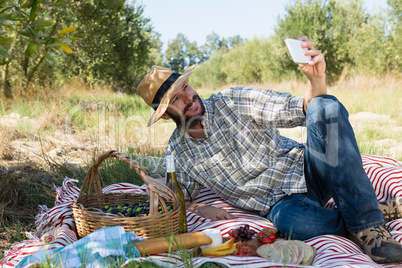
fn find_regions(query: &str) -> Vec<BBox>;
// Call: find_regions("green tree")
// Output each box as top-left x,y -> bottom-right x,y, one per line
273,0 -> 373,83
56,0 -> 160,93
165,33 -> 202,73
200,32 -> 245,61
200,32 -> 229,60
385,0 -> 402,75
346,9 -> 388,76
0,0 -> 76,98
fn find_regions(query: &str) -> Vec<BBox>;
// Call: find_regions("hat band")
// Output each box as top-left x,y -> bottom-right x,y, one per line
152,72 -> 181,110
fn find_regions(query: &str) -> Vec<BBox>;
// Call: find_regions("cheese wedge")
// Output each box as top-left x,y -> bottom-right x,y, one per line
202,237 -> 235,256
202,243 -> 237,256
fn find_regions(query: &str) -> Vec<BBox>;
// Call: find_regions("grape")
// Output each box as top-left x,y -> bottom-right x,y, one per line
232,230 -> 239,239
239,233 -> 247,239
227,224 -> 256,241
244,224 -> 250,232
246,232 -> 252,240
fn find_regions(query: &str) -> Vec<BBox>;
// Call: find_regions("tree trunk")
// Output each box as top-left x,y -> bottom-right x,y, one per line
25,55 -> 45,90
2,63 -> 13,99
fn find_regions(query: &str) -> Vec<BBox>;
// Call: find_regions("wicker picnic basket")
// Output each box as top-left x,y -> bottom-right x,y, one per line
71,150 -> 181,239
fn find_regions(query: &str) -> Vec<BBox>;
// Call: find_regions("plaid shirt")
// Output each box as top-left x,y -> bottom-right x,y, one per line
166,87 -> 307,215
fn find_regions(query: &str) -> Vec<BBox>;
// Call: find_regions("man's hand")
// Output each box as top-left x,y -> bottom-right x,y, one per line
298,35 -> 326,80
186,202 -> 235,220
297,36 -> 327,113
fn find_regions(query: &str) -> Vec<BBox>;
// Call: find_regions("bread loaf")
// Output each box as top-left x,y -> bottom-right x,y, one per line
135,232 -> 213,256
256,243 -> 284,263
257,240 -> 316,265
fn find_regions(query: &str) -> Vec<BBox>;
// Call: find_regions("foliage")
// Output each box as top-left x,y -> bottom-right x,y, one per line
189,50 -> 226,89
164,32 -> 246,73
191,0 -> 401,89
55,0 -> 160,93
0,0 -> 76,98
272,0 -> 373,83
164,33 -> 202,73
384,0 -> 402,76
199,31 -> 245,60
0,0 -> 161,97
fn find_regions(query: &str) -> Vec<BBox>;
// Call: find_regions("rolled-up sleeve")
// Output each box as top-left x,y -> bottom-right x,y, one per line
222,87 -> 306,128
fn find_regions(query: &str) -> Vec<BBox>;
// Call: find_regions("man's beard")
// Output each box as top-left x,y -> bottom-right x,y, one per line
167,94 -> 206,131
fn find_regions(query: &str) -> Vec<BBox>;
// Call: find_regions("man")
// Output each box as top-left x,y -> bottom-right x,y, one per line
137,36 -> 402,263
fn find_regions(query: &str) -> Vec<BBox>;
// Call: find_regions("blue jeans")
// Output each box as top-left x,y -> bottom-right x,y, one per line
267,95 -> 384,240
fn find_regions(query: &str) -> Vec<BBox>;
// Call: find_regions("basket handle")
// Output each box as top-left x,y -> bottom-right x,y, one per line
78,150 -> 178,215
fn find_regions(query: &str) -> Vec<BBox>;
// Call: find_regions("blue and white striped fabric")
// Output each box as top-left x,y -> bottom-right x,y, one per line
15,226 -> 145,268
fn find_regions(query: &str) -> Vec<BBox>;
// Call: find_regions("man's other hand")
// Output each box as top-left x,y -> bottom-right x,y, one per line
186,202 -> 235,220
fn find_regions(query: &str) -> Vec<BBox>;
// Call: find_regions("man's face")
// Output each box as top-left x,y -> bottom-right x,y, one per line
164,81 -> 205,129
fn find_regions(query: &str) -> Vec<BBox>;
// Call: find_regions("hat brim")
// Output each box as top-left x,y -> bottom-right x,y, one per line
147,65 -> 195,127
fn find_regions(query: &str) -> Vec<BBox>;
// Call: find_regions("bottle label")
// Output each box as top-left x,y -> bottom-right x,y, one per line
166,155 -> 175,173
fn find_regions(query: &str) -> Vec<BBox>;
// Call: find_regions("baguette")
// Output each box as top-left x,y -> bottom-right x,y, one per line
135,232 -> 213,256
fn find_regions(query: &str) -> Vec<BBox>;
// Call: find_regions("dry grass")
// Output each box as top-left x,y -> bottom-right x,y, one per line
0,164 -> 56,226
0,124 -> 11,160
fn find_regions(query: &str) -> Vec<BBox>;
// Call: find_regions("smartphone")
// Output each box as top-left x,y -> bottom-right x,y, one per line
284,38 -> 311,64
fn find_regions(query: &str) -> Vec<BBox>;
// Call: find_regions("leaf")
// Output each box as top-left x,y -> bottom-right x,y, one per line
40,49 -> 56,63
20,0 -> 34,8
8,15 -> 26,21
28,27 -> 40,38
54,0 -> 66,8
33,21 -> 52,27
29,0 -> 40,21
0,37 -> 13,45
57,27 -> 76,35
0,6 -> 13,15
20,31 -> 30,37
0,47 -> 10,58
60,45 -> 72,53
66,36 -> 82,41
46,43 -> 62,48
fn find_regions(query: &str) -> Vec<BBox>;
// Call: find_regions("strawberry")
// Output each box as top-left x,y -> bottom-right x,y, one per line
258,231 -> 276,244
262,236 -> 273,244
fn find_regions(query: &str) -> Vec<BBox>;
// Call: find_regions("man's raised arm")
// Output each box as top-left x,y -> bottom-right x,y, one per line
297,35 -> 327,113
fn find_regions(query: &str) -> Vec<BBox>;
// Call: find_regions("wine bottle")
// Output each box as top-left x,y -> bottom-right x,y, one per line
166,154 -> 188,233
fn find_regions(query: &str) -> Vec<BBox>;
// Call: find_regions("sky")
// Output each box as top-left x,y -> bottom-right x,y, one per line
139,0 -> 388,52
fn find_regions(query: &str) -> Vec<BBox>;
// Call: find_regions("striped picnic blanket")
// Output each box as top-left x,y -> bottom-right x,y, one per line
1,154 -> 402,267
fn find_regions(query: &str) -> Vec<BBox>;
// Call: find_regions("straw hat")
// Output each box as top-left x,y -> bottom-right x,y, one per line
137,65 -> 195,126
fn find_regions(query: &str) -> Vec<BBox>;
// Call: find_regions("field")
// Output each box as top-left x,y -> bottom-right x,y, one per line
0,75 -> 401,261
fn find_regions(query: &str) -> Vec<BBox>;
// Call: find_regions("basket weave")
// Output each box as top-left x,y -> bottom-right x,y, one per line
71,150 -> 181,239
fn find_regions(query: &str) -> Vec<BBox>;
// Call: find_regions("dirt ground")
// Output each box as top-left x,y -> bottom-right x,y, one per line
0,111 -> 401,260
